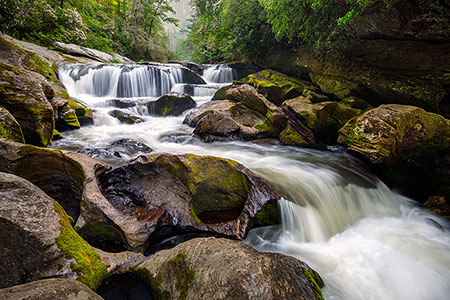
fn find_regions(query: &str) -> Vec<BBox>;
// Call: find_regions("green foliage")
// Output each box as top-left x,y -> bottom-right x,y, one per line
0,0 -> 178,61
182,0 -> 279,62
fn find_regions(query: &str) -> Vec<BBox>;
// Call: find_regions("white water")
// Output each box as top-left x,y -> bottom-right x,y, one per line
55,63 -> 450,300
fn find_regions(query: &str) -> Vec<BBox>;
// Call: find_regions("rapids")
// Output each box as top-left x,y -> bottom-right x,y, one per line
54,62 -> 450,300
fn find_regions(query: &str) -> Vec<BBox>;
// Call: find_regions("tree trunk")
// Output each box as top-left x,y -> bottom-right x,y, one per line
60,0 -> 63,8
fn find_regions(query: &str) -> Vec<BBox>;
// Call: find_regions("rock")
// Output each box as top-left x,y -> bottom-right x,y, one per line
0,105 -> 24,143
340,96 -> 372,110
228,61 -> 264,80
0,63 -> 54,146
0,172 -> 109,289
284,97 -> 362,144
0,278 -> 103,300
148,93 -> 196,116
54,41 -> 133,64
134,237 -> 324,300
423,196 -> 450,221
169,60 -> 205,75
78,139 -> 152,162
211,84 -> 232,100
241,70 -> 309,106
109,110 -> 144,124
338,104 -> 450,200
106,99 -> 137,109
302,89 -> 329,103
180,68 -> 207,85
97,153 -> 281,250
185,86 -> 290,142
53,129 -> 63,140
68,98 -> 93,126
266,41 -> 449,116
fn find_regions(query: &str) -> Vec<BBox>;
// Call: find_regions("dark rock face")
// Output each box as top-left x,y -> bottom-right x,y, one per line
338,104 -> 450,200
0,278 -> 104,300
135,237 -> 324,300
97,153 -> 281,250
148,93 -> 196,116
0,105 -> 24,143
78,139 -> 153,163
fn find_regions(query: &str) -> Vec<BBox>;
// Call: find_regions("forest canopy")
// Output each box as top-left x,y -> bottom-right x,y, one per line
0,0 -> 179,61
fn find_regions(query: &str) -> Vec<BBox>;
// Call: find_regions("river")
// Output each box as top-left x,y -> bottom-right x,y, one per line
54,62 -> 450,300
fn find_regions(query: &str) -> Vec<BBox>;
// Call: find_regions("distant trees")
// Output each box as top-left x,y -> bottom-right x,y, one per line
0,0 -> 179,61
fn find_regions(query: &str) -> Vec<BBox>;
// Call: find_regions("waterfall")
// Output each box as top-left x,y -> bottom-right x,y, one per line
53,62 -> 450,300
58,63 -> 185,99
203,64 -> 238,83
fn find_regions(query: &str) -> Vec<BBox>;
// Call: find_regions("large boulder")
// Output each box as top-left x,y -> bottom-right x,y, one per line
134,237 -> 324,300
240,70 -> 309,106
284,96 -> 363,144
185,84 -> 315,146
338,104 -> 450,200
97,153 -> 281,250
0,172 -> 110,289
0,63 -> 55,146
0,105 -> 24,143
148,93 -> 196,116
0,278 -> 103,300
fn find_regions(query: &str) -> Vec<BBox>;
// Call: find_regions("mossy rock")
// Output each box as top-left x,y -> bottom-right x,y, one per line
0,62 -> 54,146
284,97 -> 362,144
279,124 -> 312,147
0,105 -> 25,143
68,98 -> 93,126
53,129 -> 63,140
212,85 -> 232,100
243,69 -> 307,105
77,221 -> 129,253
148,93 -> 196,117
338,104 -> 450,200
54,202 -> 109,290
109,109 -> 144,124
135,237 -> 324,300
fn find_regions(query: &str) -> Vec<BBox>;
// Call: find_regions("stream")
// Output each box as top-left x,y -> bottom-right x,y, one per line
54,62 -> 450,300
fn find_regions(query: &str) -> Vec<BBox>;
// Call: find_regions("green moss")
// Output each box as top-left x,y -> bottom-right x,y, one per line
134,267 -> 168,300
246,200 -> 280,233
255,110 -> 279,137
302,267 -> 324,300
53,129 -> 63,140
189,208 -> 203,225
279,127 -> 307,147
22,52 -> 57,81
54,201 -> 109,290
168,253 -> 195,300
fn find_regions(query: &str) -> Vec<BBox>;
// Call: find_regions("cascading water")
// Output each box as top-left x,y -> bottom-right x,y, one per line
54,62 -> 450,300
203,64 -> 238,83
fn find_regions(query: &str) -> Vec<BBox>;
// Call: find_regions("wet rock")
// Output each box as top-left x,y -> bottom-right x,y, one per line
134,237 -> 324,300
148,93 -> 196,116
106,99 -> 137,109
180,68 -> 207,85
212,84 -> 232,100
240,70 -> 310,105
185,85 -> 291,142
97,153 -> 281,250
169,60 -> 205,75
0,105 -> 24,143
109,110 -> 144,124
284,96 -> 362,144
338,104 -> 450,200
54,41 -> 133,64
423,196 -> 450,221
0,172 -> 109,289
79,139 -> 153,163
0,278 -> 104,300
